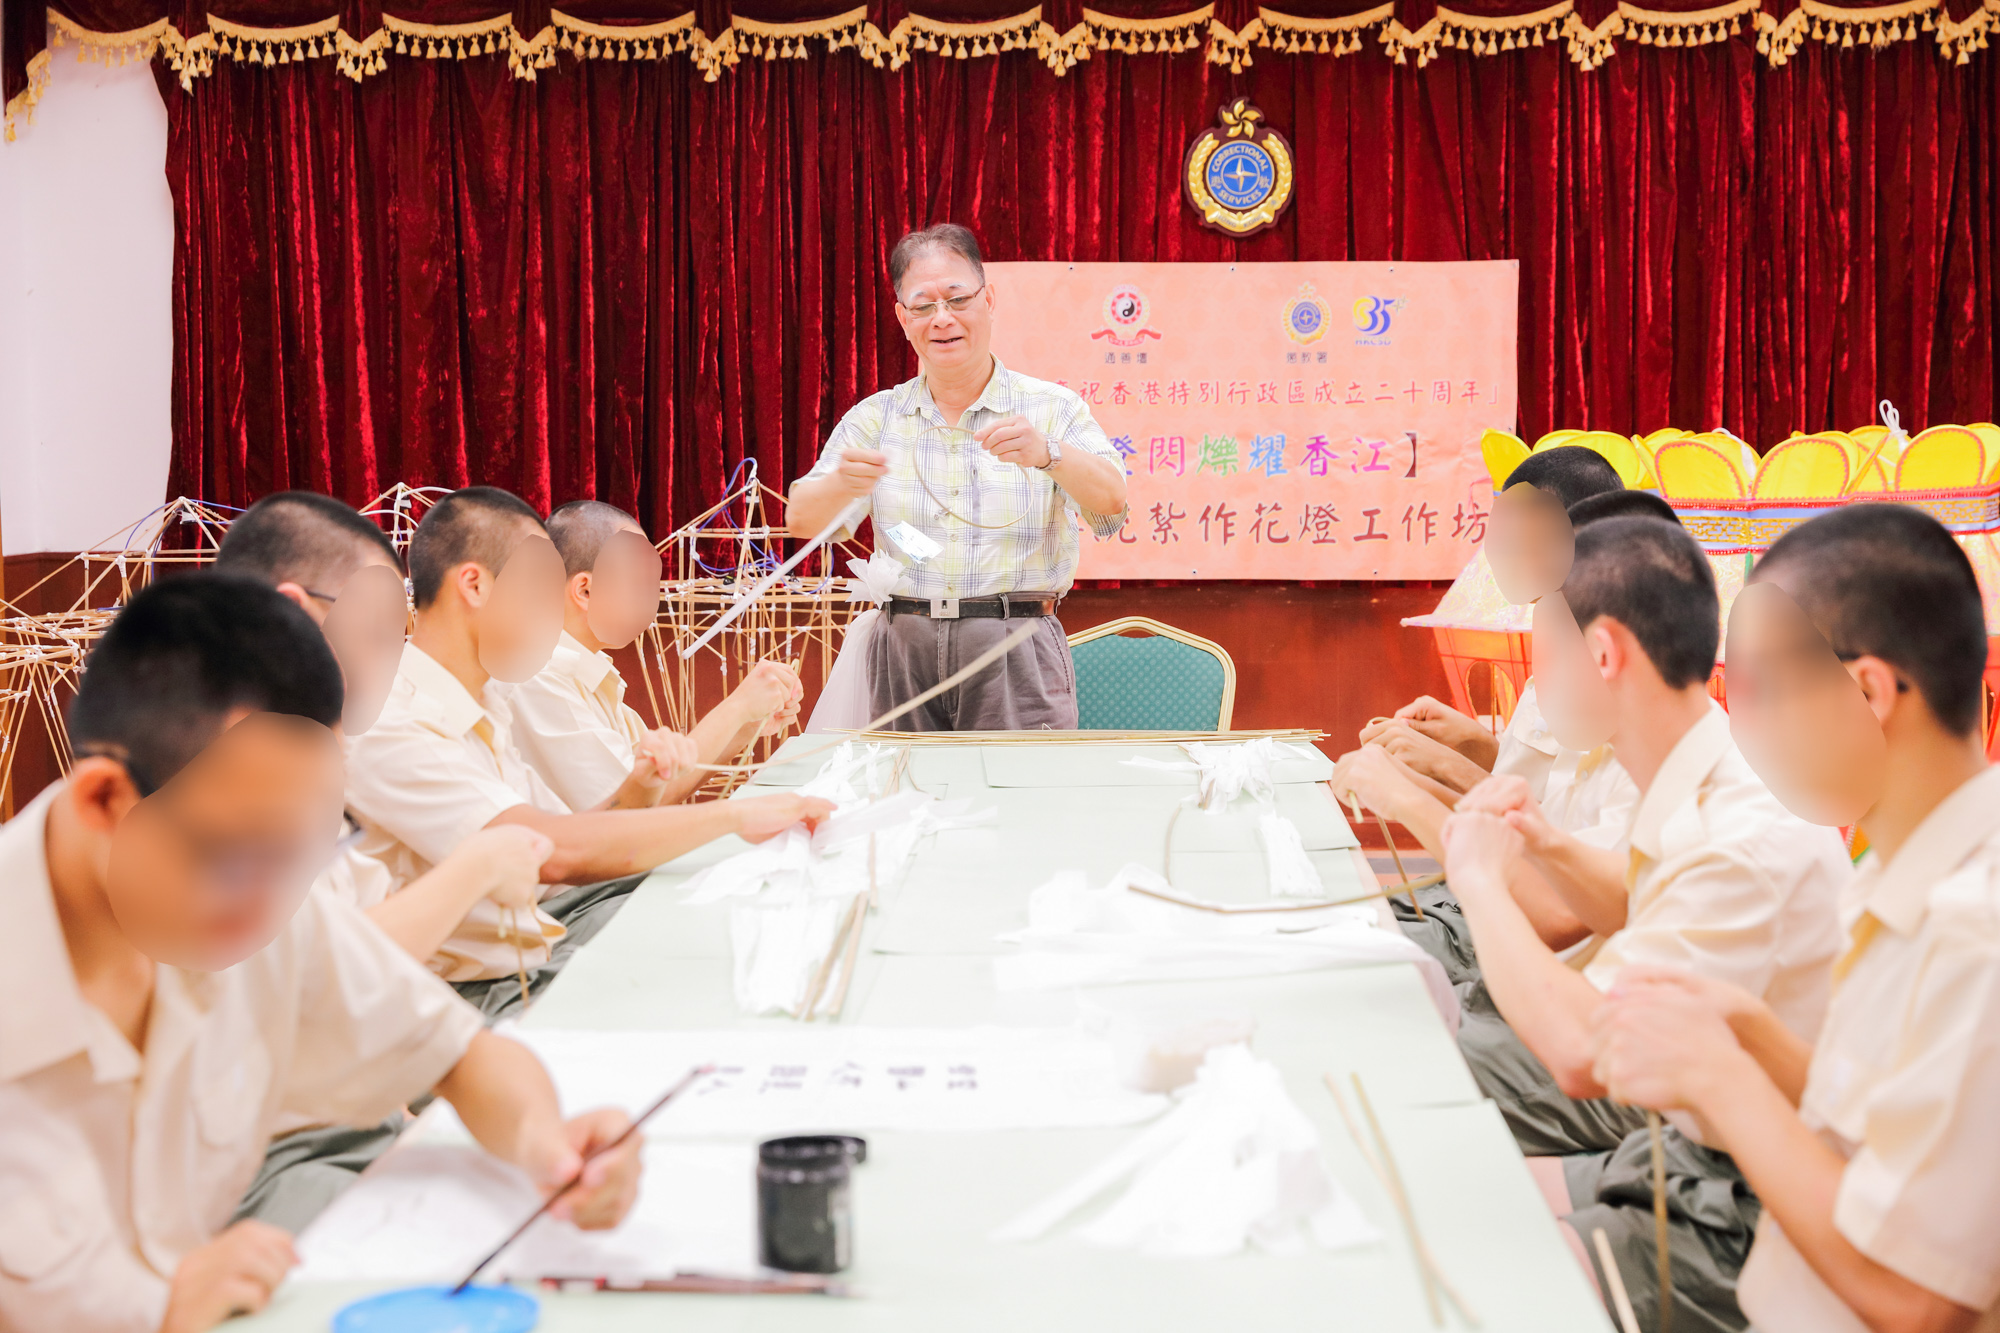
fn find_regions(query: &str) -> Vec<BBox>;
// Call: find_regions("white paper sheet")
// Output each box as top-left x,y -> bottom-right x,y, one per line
417,1027 -> 1169,1142
294,1138 -> 758,1284
991,864 -> 1442,1001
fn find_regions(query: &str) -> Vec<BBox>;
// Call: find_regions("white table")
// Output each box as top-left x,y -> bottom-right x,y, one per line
240,737 -> 1609,1332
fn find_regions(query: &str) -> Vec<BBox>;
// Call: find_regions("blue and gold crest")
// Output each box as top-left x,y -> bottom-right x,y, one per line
1183,99 -> 1294,238
1283,283 -> 1331,344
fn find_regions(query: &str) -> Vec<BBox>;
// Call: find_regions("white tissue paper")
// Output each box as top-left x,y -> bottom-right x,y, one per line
805,554 -> 907,734
992,864 -> 1457,1028
992,1044 -> 1380,1259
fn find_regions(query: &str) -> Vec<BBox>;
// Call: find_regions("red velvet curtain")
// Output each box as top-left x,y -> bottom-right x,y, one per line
153,39 -> 2000,528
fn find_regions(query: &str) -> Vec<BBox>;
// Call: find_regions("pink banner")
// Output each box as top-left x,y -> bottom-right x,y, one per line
986,261 -> 1519,579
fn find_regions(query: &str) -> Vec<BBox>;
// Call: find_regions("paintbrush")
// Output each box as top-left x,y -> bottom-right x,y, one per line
450,1064 -> 713,1294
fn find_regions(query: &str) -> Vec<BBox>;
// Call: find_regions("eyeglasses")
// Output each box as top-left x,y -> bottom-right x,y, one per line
902,284 -> 985,320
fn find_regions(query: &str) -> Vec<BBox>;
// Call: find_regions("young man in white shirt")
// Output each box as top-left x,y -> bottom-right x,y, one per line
215,491 -> 555,968
1441,515 -> 1850,1332
505,499 -> 801,812
1591,504 -> 2000,1333
0,575 -> 640,1333
1330,491 -> 1673,981
213,491 -> 567,1232
343,488 -> 832,1015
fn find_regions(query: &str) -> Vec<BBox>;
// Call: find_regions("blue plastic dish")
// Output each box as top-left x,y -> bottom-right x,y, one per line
332,1285 -> 539,1333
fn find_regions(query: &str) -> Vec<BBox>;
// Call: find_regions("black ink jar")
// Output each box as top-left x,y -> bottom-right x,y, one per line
757,1136 -> 862,1273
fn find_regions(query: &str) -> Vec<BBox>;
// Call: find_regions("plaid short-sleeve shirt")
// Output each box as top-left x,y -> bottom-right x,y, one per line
798,358 -> 1128,600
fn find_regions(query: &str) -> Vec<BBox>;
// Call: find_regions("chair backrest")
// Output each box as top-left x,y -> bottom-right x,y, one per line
1480,428 -> 1531,491
1752,437 -> 1850,498
1066,616 -> 1236,731
1653,438 -> 1748,498
1897,426 -> 1987,490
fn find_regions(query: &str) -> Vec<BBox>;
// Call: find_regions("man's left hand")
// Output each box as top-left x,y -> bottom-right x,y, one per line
974,415 -> 1052,470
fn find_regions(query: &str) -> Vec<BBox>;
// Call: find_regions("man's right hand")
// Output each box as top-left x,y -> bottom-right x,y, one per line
1357,717 -> 1491,794
161,1221 -> 297,1333
734,793 -> 836,844
450,824 -> 555,912
1454,774 -> 1564,857
1392,695 -> 1501,768
832,447 -> 889,498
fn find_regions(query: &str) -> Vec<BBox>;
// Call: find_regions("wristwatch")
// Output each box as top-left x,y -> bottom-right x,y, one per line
1040,436 -> 1063,471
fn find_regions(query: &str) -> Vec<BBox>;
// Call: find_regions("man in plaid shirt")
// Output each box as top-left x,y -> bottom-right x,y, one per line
788,224 -> 1129,731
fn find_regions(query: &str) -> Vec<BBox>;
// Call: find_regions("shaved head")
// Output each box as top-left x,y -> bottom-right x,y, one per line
215,491 -> 398,593
407,487 -> 546,608
1568,489 -> 1681,529
1504,448 -> 1623,511
546,500 -> 642,578
1753,504 -> 1988,736
1564,516 -> 1719,689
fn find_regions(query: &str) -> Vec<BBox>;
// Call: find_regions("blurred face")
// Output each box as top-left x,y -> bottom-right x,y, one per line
318,561 -> 408,734
579,525 -> 664,651
1487,483 -> 1574,605
1530,591 -> 1618,751
894,250 -> 994,377
471,527 -> 566,683
103,712 -> 345,971
1725,580 -> 1886,826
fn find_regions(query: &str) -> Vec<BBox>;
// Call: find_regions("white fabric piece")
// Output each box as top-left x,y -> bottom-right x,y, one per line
994,865 -> 1457,1027
294,1137 -> 758,1285
731,891 -> 860,1016
1257,811 -> 1325,897
682,756 -> 993,1013
803,608 -> 878,734
1124,737 -> 1319,811
991,1044 -> 1379,1258
804,555 -> 905,734
416,1027 -> 1168,1138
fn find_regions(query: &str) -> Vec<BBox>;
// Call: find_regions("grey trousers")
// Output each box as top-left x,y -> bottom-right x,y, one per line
231,1116 -> 405,1232
1567,1125 -> 1760,1333
868,606 -> 1078,732
1395,883 -> 1648,1156
231,873 -> 647,1233
451,871 -> 647,1022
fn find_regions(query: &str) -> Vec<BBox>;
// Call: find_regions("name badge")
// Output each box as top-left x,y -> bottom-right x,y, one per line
885,522 -> 943,565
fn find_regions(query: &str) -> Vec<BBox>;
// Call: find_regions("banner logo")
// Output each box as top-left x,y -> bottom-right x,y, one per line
1352,295 -> 1405,345
1183,99 -> 1295,238
1283,284 -> 1331,344
1091,284 -> 1162,347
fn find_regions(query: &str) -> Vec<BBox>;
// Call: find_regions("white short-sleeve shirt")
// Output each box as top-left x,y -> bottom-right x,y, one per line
1738,765 -> 2000,1331
343,643 -> 568,980
501,632 -> 646,813
1582,705 -> 1848,1046
0,783 -> 485,1333
1492,680 -> 1639,844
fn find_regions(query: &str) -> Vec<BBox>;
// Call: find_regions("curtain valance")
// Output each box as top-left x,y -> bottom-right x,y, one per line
9,0 -> 1996,135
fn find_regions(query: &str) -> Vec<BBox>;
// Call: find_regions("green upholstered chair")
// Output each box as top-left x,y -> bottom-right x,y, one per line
1066,616 -> 1237,731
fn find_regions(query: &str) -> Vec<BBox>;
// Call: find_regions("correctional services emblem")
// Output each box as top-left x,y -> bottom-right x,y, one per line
1283,283 -> 1331,344
1092,284 -> 1162,347
1183,99 -> 1294,238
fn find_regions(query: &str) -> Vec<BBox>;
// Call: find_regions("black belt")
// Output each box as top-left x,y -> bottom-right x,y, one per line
887,594 -> 1059,620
